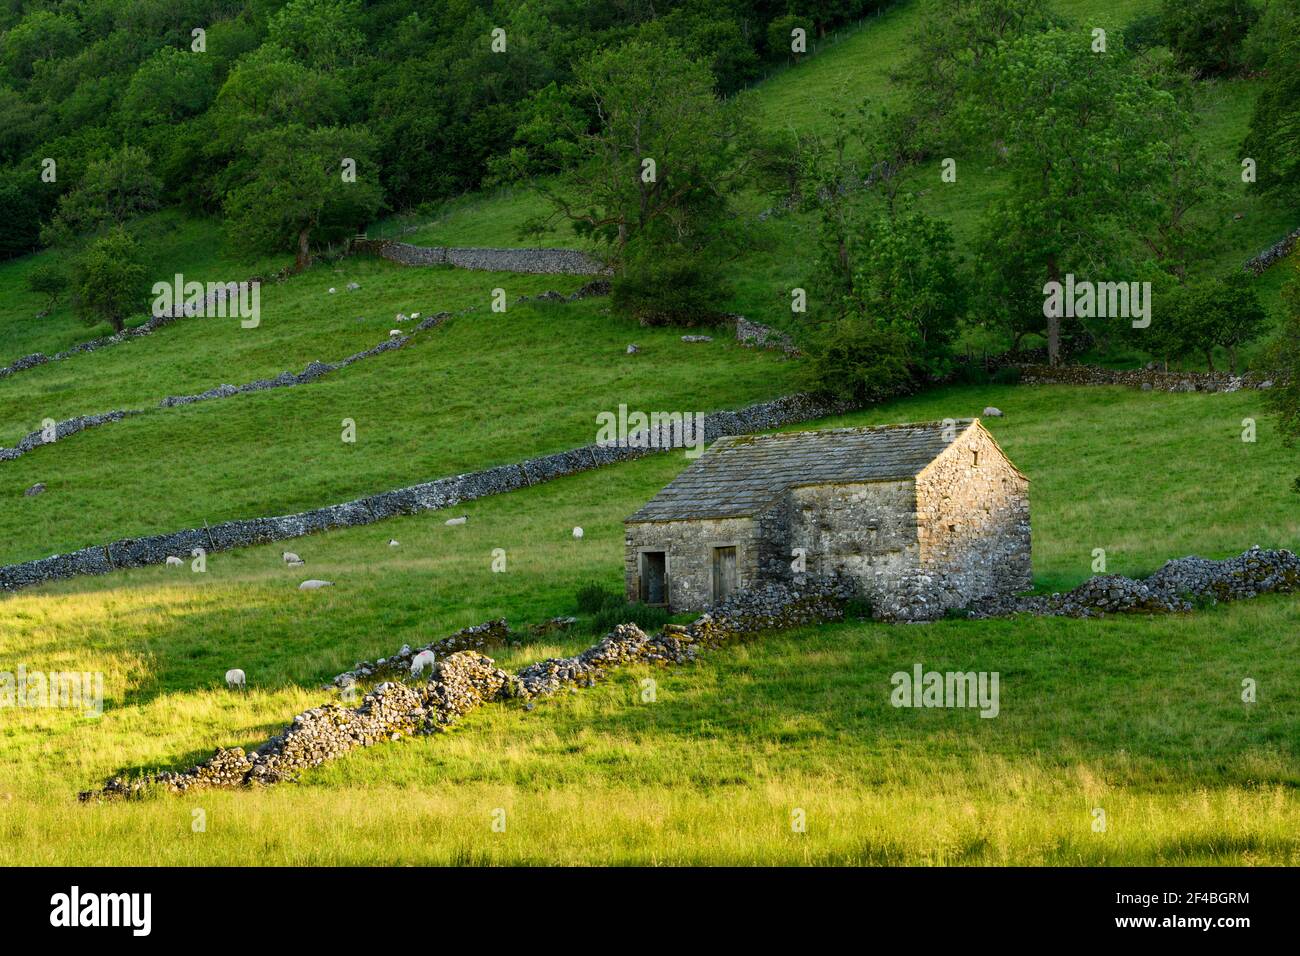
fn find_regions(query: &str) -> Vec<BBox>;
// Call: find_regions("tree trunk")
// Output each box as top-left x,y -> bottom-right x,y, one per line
1046,253 -> 1062,366
295,227 -> 312,273
1205,350 -> 1215,373
1228,346 -> 1238,375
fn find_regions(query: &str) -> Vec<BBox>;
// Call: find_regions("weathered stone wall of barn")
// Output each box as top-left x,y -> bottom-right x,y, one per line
784,480 -> 921,605
907,423 -> 1031,618
624,516 -> 758,612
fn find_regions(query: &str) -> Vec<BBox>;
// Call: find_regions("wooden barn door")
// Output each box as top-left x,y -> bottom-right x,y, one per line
712,546 -> 737,603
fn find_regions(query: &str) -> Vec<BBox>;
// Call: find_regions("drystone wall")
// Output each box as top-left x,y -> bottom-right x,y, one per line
0,274 -> 282,383
81,577 -> 853,800
352,238 -> 610,276
1246,227 -> 1300,275
5,283 -> 611,463
970,547 -> 1300,618
1,393 -> 856,593
1017,364 -> 1276,392
0,410 -> 138,463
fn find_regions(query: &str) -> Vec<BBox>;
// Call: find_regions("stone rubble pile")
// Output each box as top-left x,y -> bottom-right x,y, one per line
328,619 -> 512,688
970,547 -> 1300,618
733,315 -> 800,357
80,578 -> 851,801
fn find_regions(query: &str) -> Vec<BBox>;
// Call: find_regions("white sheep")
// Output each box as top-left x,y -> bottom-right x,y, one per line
282,551 -> 303,565
389,329 -> 402,337
328,287 -> 337,294
445,515 -> 467,526
165,555 -> 184,567
298,579 -> 334,590
388,539 -> 400,547
572,526 -> 584,539
410,650 -> 437,677
225,668 -> 246,690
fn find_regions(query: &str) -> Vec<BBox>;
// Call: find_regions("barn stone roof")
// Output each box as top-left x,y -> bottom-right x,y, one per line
627,420 -> 988,523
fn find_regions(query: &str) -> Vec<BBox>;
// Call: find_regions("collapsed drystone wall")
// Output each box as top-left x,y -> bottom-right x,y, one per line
969,547 -> 1300,618
733,315 -> 800,357
329,619 -> 512,688
81,578 -> 852,801
351,238 -> 611,276
0,393 -> 856,593
1017,364 -> 1276,393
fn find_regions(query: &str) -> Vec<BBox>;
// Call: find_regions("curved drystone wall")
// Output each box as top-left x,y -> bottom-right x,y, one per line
81,577 -> 852,800
1245,227 -> 1300,275
0,393 -> 856,593
351,238 -> 610,276
1017,364 -> 1276,392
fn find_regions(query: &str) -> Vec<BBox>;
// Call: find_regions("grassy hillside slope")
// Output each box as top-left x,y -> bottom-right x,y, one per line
1,384 -> 1296,864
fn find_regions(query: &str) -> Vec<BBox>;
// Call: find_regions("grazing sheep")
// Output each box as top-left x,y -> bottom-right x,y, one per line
225,668 -> 246,690
165,555 -> 184,567
389,329 -> 402,337
388,539 -> 400,547
445,515 -> 468,526
298,579 -> 334,590
282,551 -> 303,566
410,650 -> 437,677
572,527 -> 584,539
328,287 -> 337,294
982,406 -> 1004,418
411,312 -> 421,319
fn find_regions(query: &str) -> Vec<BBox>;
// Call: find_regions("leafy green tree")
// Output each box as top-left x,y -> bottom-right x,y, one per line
42,145 -> 162,245
1243,36 -> 1300,211
1,10 -> 79,83
610,241 -> 732,327
1161,0 -> 1259,77
70,228 -> 147,333
896,0 -> 1056,155
974,29 -> 1171,364
122,46 -> 217,124
766,14 -> 815,64
1242,0 -> 1300,72
209,46 -> 348,153
1200,272 -> 1267,373
1146,272 -> 1266,371
843,211 -> 965,374
268,0 -> 366,72
0,179 -> 43,258
223,124 -> 383,270
502,39 -> 748,259
25,261 -> 67,311
801,319 -> 914,404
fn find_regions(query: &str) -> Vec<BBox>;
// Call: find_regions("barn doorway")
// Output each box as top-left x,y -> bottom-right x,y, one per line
639,551 -> 667,605
712,546 -> 737,604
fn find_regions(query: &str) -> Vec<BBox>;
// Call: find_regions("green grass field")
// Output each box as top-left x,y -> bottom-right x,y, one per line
1,383 -> 1297,865
1,0 -> 1298,868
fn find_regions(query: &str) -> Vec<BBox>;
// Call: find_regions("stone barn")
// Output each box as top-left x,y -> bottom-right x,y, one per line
623,419 -> 1031,620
